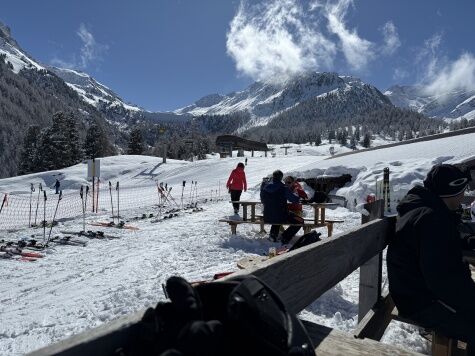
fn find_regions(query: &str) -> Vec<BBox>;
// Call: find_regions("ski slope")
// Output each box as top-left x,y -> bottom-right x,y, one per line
1,135 -> 475,355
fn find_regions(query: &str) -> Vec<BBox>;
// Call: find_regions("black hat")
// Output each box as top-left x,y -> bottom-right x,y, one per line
423,164 -> 471,197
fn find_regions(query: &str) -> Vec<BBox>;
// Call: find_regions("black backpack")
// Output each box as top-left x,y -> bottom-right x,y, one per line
288,231 -> 322,252
126,275 -> 315,356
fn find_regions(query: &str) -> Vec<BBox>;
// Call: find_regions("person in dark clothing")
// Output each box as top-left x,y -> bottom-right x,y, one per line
226,163 -> 247,215
54,179 -> 60,194
387,164 -> 475,349
260,170 -> 303,244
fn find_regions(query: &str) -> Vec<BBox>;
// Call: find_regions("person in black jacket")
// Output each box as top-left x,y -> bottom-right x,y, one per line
260,170 -> 303,244
387,164 -> 475,348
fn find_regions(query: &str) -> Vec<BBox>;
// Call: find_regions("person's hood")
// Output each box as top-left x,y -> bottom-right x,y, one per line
396,185 -> 448,217
262,179 -> 284,193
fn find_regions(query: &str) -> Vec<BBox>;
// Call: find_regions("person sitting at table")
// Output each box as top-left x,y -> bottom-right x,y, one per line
284,176 -> 308,217
261,170 -> 303,244
387,163 -> 475,350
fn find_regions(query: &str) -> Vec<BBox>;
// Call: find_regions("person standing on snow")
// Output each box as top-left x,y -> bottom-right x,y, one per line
226,162 -> 247,215
54,179 -> 61,194
387,164 -> 475,350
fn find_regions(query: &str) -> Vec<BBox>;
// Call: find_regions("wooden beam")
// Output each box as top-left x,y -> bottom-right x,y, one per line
354,292 -> 395,341
28,310 -> 144,356
222,218 -> 394,314
303,320 -> 422,355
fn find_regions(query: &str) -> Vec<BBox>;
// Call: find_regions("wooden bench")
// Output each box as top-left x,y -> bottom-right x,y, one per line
219,218 -> 336,236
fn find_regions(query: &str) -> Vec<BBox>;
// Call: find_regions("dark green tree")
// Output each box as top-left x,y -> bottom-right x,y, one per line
362,133 -> 371,148
315,133 -> 322,146
127,127 -> 144,154
18,125 -> 41,175
84,122 -> 114,159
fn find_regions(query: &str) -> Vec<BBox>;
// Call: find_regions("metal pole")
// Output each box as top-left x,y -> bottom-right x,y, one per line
47,191 -> 62,245
109,181 -> 114,223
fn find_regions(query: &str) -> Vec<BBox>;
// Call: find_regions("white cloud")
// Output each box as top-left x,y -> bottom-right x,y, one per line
226,0 -> 392,83
423,53 -> 475,96
323,0 -> 374,70
50,23 -> 108,69
226,0 -> 336,83
380,21 -> 401,55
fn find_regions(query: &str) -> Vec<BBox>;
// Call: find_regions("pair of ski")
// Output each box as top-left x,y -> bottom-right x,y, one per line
150,213 -> 179,223
1,238 -> 47,251
60,230 -> 119,240
89,221 -> 139,230
0,245 -> 44,260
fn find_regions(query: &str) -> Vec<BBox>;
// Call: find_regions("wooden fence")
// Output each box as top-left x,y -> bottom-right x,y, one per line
29,200 -> 424,356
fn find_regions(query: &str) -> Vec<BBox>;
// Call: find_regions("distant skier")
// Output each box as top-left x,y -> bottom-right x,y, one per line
226,162 -> 247,215
54,179 -> 60,194
245,157 -> 248,166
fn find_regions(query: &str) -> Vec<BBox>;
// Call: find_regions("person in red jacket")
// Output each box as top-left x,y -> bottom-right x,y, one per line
284,176 -> 308,216
226,162 -> 247,215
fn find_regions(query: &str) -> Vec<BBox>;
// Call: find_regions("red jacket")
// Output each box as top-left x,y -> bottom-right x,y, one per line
287,181 -> 307,212
227,167 -> 247,191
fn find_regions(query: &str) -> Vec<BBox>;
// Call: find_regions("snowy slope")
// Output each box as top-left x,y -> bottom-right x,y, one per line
47,67 -> 143,115
385,85 -> 475,121
175,72 -> 390,127
1,133 -> 475,355
0,23 -> 44,73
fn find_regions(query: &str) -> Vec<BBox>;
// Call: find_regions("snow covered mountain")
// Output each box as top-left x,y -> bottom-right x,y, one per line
47,66 -> 143,119
175,72 -> 391,128
385,85 -> 475,121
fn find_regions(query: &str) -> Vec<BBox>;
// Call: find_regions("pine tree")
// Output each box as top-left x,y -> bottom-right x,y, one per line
350,136 -> 357,150
84,122 -> 113,159
128,127 -> 144,155
315,133 -> 322,146
362,133 -> 371,148
36,112 -> 83,171
18,125 -> 41,175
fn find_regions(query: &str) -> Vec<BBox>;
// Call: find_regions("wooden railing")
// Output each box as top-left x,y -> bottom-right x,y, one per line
29,200 -> 423,356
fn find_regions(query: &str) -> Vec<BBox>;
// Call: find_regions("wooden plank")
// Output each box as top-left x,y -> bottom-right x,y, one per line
28,310 -> 144,356
354,292 -> 395,340
358,199 -> 385,322
222,218 -> 394,314
303,320 -> 423,355
358,253 -> 382,322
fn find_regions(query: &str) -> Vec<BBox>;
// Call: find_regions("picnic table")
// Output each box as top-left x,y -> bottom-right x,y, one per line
220,201 -> 342,236
232,201 -> 339,223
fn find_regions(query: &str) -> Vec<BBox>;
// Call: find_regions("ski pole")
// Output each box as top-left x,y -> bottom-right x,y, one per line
34,183 -> 42,226
181,181 -> 186,209
109,181 -> 115,223
85,185 -> 89,213
43,190 -> 47,243
80,186 -> 85,232
189,181 -> 194,207
194,181 -> 198,206
164,186 -> 180,208
96,178 -> 100,213
29,183 -> 35,227
47,191 -> 62,245
0,194 -> 7,216
116,182 -> 120,221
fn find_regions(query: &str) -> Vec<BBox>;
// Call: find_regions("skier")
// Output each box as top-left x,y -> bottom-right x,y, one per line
54,179 -> 60,194
387,164 -> 475,348
245,157 -> 248,166
226,162 -> 247,215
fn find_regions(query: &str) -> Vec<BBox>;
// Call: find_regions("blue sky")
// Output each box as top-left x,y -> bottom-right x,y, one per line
2,0 -> 475,111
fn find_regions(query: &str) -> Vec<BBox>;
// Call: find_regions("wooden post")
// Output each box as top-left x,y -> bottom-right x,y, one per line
358,200 -> 384,322
162,144 -> 167,163
251,150 -> 254,157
